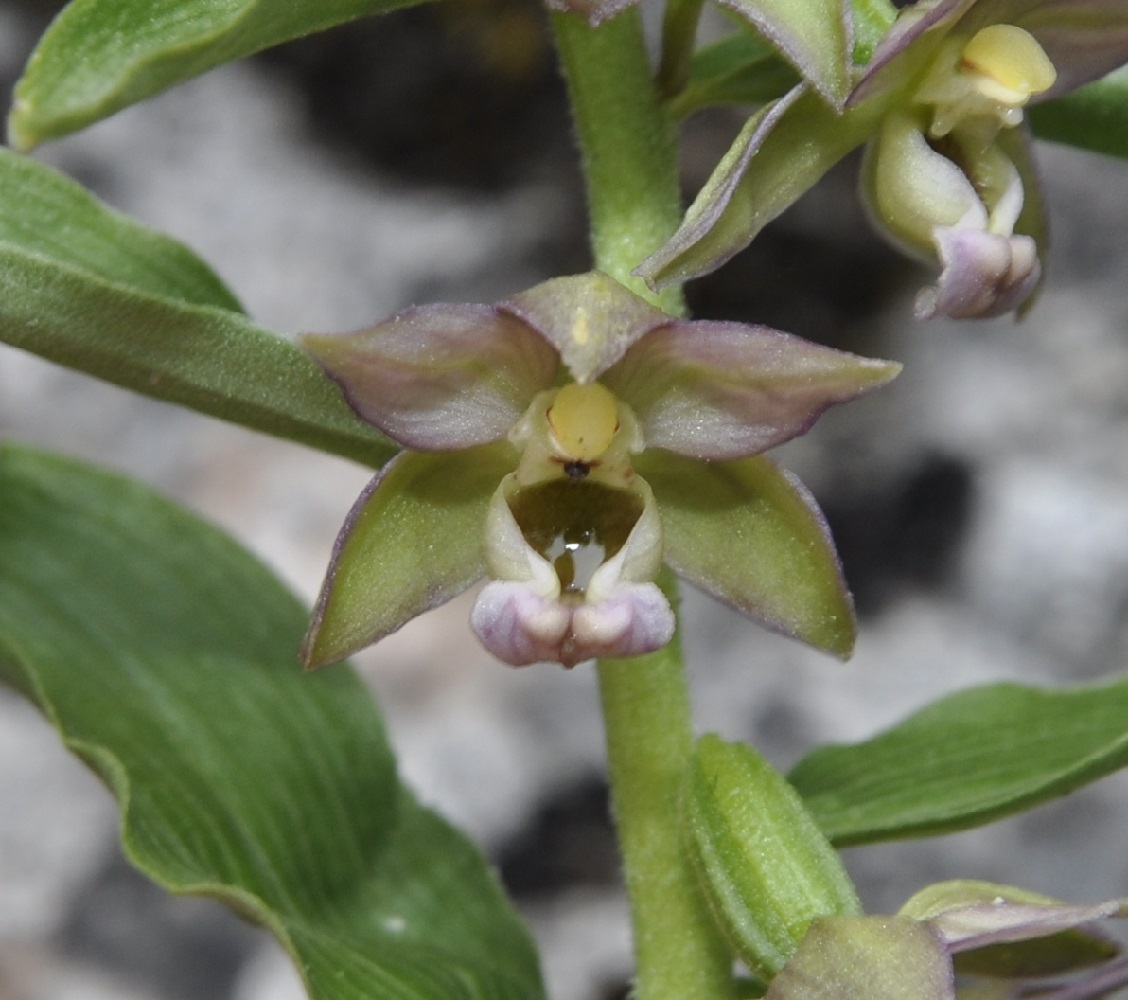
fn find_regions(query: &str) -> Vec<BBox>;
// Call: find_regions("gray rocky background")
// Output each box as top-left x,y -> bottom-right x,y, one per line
3,2 -> 1128,998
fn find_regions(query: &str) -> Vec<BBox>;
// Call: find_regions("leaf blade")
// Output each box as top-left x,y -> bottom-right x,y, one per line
0,150 -> 395,467
789,678 -> 1128,845
0,444 -> 544,1000
9,0 -> 434,148
1030,66 -> 1128,160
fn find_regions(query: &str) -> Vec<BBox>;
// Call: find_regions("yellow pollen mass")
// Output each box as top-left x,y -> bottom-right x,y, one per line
961,25 -> 1057,100
547,382 -> 619,461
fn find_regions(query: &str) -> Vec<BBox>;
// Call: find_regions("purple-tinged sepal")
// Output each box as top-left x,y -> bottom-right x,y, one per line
636,87 -> 885,291
301,304 -> 558,451
500,272 -> 672,385
713,0 -> 854,108
604,320 -> 901,460
901,881 -> 1127,968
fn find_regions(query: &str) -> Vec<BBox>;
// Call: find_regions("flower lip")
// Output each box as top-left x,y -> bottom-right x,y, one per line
471,472 -> 673,667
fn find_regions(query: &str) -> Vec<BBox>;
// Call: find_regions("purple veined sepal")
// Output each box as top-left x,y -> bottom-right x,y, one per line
301,304 -> 559,451
470,472 -> 674,668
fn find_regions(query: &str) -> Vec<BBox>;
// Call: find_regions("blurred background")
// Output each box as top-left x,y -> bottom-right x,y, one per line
3,1 -> 1128,997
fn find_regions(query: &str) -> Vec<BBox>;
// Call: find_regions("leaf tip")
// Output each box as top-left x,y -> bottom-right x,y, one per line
7,101 -> 39,153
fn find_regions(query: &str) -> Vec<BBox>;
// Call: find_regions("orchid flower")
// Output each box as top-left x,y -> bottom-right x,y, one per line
638,0 -> 1128,320
299,272 -> 899,669
764,881 -> 1128,1000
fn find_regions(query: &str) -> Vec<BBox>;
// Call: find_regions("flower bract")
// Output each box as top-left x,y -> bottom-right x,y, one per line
638,0 -> 1128,320
300,272 -> 899,668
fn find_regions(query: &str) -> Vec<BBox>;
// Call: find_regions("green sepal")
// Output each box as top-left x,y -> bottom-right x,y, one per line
0,444 -> 544,1000
636,451 -> 856,658
685,735 -> 861,979
8,0 -> 434,148
789,677 -> 1128,846
303,443 -> 517,668
1030,65 -> 1128,160
638,88 -> 885,289
0,149 -> 394,468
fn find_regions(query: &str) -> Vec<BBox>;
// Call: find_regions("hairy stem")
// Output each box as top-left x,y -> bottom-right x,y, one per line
550,10 -> 683,314
552,17 -> 733,997
597,572 -> 735,1000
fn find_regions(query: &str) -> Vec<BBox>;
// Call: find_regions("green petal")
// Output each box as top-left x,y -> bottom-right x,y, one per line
303,443 -> 518,668
637,451 -> 855,657
788,678 -> 1128,846
685,735 -> 861,979
0,149 -> 394,468
0,444 -> 544,1000
8,0 -> 433,148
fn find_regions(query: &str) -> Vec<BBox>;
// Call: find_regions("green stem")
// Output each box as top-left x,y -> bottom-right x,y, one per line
550,10 -> 683,314
552,16 -> 733,998
597,573 -> 735,1000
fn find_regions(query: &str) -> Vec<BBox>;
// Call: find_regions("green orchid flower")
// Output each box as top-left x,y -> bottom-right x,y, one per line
299,272 -> 898,669
639,0 -> 1128,320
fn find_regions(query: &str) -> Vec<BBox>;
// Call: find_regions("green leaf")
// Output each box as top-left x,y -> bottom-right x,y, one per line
0,444 -> 544,1000
1030,66 -> 1128,160
0,149 -> 395,468
637,451 -> 856,657
303,444 -> 518,668
789,678 -> 1128,846
9,0 -> 433,148
685,735 -> 860,979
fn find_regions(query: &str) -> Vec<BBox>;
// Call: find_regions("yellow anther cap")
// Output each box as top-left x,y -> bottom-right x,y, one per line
962,25 -> 1057,100
547,382 -> 619,461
